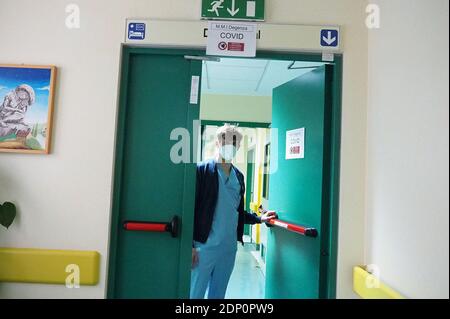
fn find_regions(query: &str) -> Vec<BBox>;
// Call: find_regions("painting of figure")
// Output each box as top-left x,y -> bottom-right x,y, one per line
0,65 -> 56,153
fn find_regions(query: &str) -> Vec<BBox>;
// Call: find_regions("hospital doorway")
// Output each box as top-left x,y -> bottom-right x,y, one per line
200,123 -> 270,299
107,48 -> 341,299
196,56 -> 337,298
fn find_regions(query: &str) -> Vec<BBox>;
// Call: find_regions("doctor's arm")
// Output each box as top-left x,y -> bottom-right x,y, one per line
242,202 -> 277,224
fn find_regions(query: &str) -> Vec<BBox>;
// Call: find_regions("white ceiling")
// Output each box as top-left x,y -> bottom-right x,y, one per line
201,58 -> 325,96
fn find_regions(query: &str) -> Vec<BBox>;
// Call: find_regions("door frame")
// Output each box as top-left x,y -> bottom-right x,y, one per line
244,147 -> 256,237
107,45 -> 342,299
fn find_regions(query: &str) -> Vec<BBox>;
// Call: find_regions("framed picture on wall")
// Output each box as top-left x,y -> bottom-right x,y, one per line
0,64 -> 57,154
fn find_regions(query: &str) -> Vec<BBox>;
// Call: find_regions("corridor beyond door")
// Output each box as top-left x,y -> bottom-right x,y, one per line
197,57 -> 335,299
226,243 -> 265,299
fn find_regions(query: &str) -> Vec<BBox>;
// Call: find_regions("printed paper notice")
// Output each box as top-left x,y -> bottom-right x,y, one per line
285,128 -> 305,159
190,76 -> 200,104
206,21 -> 257,57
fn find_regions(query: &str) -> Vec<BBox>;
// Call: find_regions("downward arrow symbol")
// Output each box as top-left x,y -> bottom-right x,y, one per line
322,31 -> 337,45
227,0 -> 240,16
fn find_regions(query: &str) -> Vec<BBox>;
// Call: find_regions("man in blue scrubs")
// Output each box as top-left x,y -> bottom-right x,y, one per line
190,124 -> 276,299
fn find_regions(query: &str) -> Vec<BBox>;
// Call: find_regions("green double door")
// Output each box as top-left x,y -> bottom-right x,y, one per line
108,49 -> 335,299
265,66 -> 333,298
107,49 -> 201,298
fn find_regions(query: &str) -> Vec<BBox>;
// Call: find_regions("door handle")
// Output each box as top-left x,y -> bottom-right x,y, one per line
267,218 -> 318,238
123,216 -> 179,238
257,205 -> 318,238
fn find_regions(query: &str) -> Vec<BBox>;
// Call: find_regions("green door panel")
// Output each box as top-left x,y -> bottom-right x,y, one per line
265,66 -> 332,298
108,49 -> 201,298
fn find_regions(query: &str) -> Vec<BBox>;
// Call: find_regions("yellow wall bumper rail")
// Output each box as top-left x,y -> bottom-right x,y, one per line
0,247 -> 100,285
353,266 -> 405,299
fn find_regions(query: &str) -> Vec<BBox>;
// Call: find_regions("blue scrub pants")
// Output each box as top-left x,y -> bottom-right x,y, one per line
190,248 -> 237,299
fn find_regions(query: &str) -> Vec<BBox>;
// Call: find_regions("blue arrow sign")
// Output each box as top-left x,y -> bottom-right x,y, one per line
320,29 -> 338,47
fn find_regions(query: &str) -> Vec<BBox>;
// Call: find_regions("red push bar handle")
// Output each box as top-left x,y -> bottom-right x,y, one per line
123,216 -> 179,238
257,205 -> 317,238
267,218 -> 318,238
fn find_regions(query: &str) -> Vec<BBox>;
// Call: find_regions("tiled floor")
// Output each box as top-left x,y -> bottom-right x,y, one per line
225,243 -> 265,299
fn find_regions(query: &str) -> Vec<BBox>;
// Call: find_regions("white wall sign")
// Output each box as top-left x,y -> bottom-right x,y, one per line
286,128 -> 305,159
124,20 -> 341,52
206,21 -> 257,57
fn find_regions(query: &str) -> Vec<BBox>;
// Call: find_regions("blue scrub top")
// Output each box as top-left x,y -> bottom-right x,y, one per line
194,161 -> 241,253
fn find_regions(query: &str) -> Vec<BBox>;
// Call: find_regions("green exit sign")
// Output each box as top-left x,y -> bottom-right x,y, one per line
202,0 -> 265,21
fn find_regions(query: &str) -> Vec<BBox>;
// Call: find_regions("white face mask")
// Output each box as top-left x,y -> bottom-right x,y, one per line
219,144 -> 237,161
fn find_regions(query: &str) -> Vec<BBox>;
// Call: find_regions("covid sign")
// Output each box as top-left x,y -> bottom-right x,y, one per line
206,21 -> 257,57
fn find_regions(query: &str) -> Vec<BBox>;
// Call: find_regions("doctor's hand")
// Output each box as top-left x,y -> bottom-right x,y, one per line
258,206 -> 278,223
260,210 -> 277,222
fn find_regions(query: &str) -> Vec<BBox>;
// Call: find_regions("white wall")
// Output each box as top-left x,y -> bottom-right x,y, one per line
366,0 -> 449,298
0,0 -> 368,298
200,94 -> 272,123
